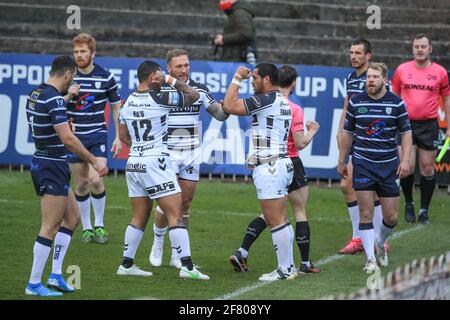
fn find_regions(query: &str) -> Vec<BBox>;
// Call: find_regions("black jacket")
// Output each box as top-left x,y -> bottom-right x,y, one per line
221,0 -> 256,62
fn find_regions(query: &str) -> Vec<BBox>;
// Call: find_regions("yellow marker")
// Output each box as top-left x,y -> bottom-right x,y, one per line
436,137 -> 450,163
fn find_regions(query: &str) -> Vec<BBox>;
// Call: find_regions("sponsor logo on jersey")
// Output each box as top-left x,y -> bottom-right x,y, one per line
75,93 -> 95,111
358,107 -> 368,114
126,162 -> 147,173
404,83 -> 434,92
365,119 -> 386,137
146,181 -> 176,195
132,145 -> 155,152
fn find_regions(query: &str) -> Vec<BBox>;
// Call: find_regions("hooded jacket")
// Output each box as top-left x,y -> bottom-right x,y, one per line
221,0 -> 256,62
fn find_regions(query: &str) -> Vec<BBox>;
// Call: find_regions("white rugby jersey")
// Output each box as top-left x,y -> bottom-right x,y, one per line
118,89 -> 185,157
244,90 -> 292,164
161,79 -> 215,151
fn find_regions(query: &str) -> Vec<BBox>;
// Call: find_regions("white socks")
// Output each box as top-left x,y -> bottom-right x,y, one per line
377,220 -> 396,248
29,236 -> 52,284
76,194 -> 92,231
168,227 -> 191,259
359,223 -> 375,261
51,227 -> 73,275
92,191 -> 106,228
123,224 -> 144,260
153,224 -> 167,244
347,202 -> 360,239
271,223 -> 293,270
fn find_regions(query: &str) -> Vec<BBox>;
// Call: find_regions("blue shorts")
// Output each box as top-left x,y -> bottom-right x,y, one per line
67,132 -> 107,163
30,157 -> 71,196
352,157 -> 400,197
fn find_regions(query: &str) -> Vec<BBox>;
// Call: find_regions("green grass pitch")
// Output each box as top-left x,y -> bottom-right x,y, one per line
1,169 -> 449,300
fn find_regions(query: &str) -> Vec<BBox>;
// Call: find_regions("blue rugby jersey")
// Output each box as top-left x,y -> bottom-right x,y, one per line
26,83 -> 68,161
346,70 -> 367,99
344,91 -> 411,163
66,64 -> 121,136
346,70 -> 390,100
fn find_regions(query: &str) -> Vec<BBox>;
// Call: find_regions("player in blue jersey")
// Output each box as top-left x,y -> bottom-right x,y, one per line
336,38 -> 386,255
25,55 -> 108,297
338,62 -> 412,273
66,33 -> 122,244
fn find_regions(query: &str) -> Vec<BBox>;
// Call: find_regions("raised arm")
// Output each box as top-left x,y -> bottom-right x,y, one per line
222,66 -> 252,116
293,120 -> 320,150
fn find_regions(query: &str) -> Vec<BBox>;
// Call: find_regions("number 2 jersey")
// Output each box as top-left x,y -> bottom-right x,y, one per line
118,89 -> 186,157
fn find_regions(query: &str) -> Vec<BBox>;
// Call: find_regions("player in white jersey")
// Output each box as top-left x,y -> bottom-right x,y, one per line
149,49 -> 229,268
223,63 -> 296,281
116,60 -> 209,280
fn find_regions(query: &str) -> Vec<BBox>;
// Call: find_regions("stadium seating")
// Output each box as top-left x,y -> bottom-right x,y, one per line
0,0 -> 448,70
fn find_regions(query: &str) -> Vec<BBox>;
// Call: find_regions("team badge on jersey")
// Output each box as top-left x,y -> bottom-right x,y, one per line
30,91 -> 40,101
386,107 -> 392,115
95,81 -> 101,89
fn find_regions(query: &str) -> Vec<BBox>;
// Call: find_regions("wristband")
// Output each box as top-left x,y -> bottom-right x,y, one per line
231,78 -> 241,86
165,74 -> 177,86
234,73 -> 243,79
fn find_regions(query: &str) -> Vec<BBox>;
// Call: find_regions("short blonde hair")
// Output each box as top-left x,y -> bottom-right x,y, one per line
72,33 -> 96,53
166,49 -> 188,63
368,62 -> 388,78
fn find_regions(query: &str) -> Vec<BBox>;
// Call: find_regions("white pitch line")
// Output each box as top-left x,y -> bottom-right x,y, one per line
212,224 -> 425,300
0,198 -> 24,204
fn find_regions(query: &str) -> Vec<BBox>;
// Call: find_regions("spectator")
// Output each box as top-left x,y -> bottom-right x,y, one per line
214,0 -> 257,64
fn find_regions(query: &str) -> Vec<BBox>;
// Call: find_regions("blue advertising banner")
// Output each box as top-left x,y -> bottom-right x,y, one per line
0,52 -> 356,179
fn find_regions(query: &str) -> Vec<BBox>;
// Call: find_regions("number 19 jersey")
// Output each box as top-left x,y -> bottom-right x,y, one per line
118,89 -> 185,157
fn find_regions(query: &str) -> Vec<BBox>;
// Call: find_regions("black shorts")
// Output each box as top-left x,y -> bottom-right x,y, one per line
288,157 -> 308,193
410,119 -> 439,150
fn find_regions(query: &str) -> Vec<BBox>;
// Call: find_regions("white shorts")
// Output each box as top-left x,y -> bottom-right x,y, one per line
125,155 -> 181,199
169,148 -> 200,181
252,157 -> 294,200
